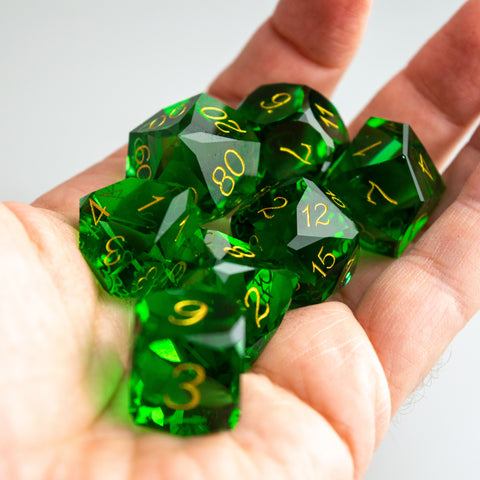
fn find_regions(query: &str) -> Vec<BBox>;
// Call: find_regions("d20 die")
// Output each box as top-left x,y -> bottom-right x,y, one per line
131,287 -> 244,435
231,177 -> 359,307
325,117 -> 445,257
79,177 -> 203,297
126,93 -> 260,219
237,83 -> 349,185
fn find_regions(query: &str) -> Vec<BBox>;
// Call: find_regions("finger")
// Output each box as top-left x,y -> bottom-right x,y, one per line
252,302 -> 391,478
433,122 -> 480,218
32,146 -> 127,226
208,0 -> 372,105
350,0 -> 480,170
354,155 -> 480,413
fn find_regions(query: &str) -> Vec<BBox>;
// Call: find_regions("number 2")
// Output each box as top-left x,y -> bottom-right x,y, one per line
244,287 -> 270,328
257,196 -> 288,219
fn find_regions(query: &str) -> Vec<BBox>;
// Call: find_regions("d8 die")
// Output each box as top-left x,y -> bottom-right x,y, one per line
192,230 -> 298,369
325,117 -> 445,257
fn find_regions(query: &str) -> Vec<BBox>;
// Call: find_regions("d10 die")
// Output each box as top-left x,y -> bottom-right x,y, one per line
325,117 -> 445,257
131,286 -> 244,435
237,83 -> 349,185
231,177 -> 359,308
125,93 -> 260,219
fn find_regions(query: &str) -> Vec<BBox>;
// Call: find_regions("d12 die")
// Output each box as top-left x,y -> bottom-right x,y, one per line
131,286 -> 244,435
125,93 -> 260,219
237,83 -> 349,185
231,177 -> 359,308
325,117 -> 445,257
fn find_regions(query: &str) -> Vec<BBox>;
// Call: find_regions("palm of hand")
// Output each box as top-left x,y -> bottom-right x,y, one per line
1,200 -> 384,479
2,1 -> 480,479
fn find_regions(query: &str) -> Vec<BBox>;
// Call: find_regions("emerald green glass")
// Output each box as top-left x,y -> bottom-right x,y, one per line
231,177 -> 359,307
78,82 -> 446,438
325,117 -> 445,257
126,93 -> 261,219
130,287 -> 244,435
190,230 -> 298,369
237,83 -> 349,186
78,177 -> 202,297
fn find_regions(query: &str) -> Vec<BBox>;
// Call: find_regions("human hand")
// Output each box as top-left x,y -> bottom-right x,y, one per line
2,1 -> 480,478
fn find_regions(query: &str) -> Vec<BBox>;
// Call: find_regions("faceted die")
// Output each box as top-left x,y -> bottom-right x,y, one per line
125,93 -> 261,219
79,177 -> 203,297
161,228 -> 298,368
193,230 -> 298,369
237,83 -> 349,185
325,117 -> 445,257
131,287 -> 244,435
231,177 -> 359,307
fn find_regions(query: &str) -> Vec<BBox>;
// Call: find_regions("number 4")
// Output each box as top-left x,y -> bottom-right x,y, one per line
89,198 -> 109,226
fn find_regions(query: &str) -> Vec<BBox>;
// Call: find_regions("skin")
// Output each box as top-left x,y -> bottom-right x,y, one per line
1,0 -> 480,478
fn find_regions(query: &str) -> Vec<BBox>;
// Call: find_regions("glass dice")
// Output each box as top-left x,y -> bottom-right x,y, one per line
231,177 -> 359,308
78,84 -> 445,436
131,287 -> 244,435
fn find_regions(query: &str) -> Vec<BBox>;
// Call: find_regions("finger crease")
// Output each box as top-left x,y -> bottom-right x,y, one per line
403,247 -> 472,327
403,66 -> 471,131
268,17 -> 343,72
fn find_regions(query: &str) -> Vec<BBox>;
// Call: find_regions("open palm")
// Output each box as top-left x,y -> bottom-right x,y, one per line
2,1 -> 480,479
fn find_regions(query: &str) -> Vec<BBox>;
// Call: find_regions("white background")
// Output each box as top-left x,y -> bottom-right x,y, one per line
1,1 -> 479,478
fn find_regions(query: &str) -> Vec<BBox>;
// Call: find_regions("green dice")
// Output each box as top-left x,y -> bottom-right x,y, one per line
79,178 -> 202,298
78,85 -> 445,436
231,177 -> 359,307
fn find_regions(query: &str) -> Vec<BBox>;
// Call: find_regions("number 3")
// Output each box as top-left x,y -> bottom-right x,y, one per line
163,363 -> 206,410
104,235 -> 125,266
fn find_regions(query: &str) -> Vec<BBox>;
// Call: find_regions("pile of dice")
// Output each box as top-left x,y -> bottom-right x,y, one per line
79,83 -> 444,435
